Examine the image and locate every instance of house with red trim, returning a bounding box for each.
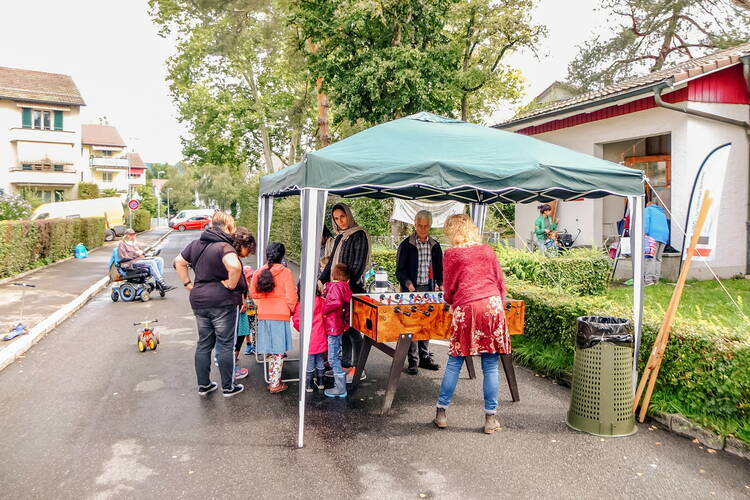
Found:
[497,43,750,279]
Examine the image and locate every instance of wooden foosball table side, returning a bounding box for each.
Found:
[349,295,526,415]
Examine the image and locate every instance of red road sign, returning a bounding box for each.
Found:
[128,199,140,211]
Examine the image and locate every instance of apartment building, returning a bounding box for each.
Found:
[0,66,85,202]
[81,124,146,195]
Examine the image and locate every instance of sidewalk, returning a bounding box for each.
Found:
[0,228,171,360]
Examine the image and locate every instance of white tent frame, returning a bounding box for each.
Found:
[257,189,645,449]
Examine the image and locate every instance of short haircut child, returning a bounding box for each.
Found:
[331,263,350,282]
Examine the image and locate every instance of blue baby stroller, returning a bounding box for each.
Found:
[108,248,163,302]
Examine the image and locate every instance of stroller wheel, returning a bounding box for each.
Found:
[111,289,119,302]
[120,283,136,302]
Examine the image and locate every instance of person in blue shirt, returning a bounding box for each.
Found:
[644,201,670,285]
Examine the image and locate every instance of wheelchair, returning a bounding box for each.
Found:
[108,248,165,302]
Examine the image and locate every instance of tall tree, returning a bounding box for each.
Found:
[292,0,460,125]
[196,164,243,211]
[149,0,316,173]
[448,0,545,121]
[567,0,750,91]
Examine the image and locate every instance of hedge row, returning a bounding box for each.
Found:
[132,209,151,233]
[373,245,611,297]
[493,244,611,296]
[0,217,105,279]
[507,277,750,443]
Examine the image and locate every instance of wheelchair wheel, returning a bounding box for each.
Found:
[159,289,166,298]
[111,289,119,302]
[141,291,150,302]
[120,283,137,302]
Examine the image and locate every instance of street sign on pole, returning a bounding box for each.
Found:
[128,199,140,211]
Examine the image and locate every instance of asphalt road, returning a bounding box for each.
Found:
[0,231,748,499]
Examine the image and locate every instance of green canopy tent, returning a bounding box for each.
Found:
[257,112,646,448]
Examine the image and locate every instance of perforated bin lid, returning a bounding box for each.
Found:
[576,316,632,349]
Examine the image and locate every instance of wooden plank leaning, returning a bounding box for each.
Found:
[632,190,713,423]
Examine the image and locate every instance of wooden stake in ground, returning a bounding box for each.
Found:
[632,190,713,422]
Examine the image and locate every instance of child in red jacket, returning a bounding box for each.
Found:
[293,286,327,392]
[322,264,352,398]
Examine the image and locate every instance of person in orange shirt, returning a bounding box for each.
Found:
[250,242,297,393]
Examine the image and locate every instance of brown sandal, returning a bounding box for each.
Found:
[269,382,289,394]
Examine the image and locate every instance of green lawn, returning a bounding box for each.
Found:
[606,278,750,334]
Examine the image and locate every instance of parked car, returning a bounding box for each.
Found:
[173,215,210,231]
[32,197,126,242]
[168,209,214,228]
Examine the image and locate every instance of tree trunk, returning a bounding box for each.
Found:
[306,41,331,148]
[242,65,274,173]
[461,94,469,121]
[652,8,681,71]
[316,77,331,147]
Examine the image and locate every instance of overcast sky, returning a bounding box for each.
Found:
[0,0,606,164]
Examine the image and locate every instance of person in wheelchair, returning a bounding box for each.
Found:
[117,229,175,292]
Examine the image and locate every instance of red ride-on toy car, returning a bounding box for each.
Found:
[135,320,159,352]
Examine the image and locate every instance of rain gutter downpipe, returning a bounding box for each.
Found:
[653,68,750,275]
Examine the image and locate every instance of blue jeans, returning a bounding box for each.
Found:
[327,335,344,375]
[437,353,500,414]
[194,306,239,391]
[307,353,325,374]
[133,256,164,280]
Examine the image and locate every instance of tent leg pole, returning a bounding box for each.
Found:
[630,195,645,393]
[297,188,327,449]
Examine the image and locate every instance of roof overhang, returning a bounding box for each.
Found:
[498,60,745,132]
[0,95,85,107]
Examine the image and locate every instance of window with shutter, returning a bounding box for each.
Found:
[54,110,63,130]
[22,108,31,128]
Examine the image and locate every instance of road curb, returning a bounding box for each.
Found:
[0,229,172,372]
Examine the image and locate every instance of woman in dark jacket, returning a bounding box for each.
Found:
[318,203,371,374]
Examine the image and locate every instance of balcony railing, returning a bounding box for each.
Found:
[8,166,77,186]
[10,164,76,173]
[9,127,77,145]
[91,157,130,168]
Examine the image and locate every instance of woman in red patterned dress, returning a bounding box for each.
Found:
[433,214,509,434]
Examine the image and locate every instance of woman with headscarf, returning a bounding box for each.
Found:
[318,203,372,377]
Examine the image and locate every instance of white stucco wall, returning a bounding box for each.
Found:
[0,100,83,198]
[513,102,749,278]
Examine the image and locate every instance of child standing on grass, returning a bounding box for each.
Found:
[293,286,327,392]
[322,264,352,398]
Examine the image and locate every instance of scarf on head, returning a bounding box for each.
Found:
[330,203,372,278]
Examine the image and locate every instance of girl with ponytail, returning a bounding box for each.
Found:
[250,242,297,393]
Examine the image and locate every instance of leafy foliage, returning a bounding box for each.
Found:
[0,193,33,221]
[101,188,119,198]
[447,0,544,121]
[132,209,152,233]
[567,0,750,91]
[161,170,197,213]
[293,0,460,125]
[494,244,611,295]
[507,277,750,443]
[136,185,160,217]
[0,217,104,278]
[77,182,101,200]
[195,164,242,211]
[149,0,316,172]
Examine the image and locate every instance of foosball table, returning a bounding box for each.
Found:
[349,292,525,414]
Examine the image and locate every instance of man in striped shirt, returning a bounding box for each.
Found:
[396,210,443,374]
